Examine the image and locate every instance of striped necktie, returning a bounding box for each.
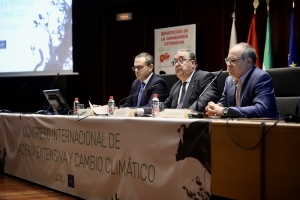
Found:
[136,82,145,107]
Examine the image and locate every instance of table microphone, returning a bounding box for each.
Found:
[117,83,161,108]
[0,82,27,113]
[188,69,223,118]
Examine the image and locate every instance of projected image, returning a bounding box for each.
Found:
[0,0,73,75]
[32,0,72,71]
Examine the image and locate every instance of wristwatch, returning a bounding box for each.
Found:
[223,107,229,115]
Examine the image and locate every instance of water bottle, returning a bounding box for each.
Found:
[73,98,79,115]
[107,96,115,116]
[151,94,159,117]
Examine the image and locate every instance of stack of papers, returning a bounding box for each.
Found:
[88,101,108,115]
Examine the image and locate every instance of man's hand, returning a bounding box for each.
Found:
[205,102,225,117]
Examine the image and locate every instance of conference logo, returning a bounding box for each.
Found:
[55,172,65,184]
[68,174,75,188]
[0,41,6,49]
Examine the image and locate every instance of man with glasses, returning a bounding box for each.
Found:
[121,52,169,108]
[205,42,280,118]
[137,49,219,115]
[164,49,219,111]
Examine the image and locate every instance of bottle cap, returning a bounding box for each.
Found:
[75,97,79,100]
[153,94,158,97]
[109,96,114,99]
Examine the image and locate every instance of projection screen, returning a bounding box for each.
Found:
[0,0,76,77]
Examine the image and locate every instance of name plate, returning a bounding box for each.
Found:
[113,109,135,117]
[161,109,189,118]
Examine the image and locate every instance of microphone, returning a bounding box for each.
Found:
[37,72,59,114]
[0,82,27,113]
[189,69,223,118]
[199,69,223,97]
[117,83,161,108]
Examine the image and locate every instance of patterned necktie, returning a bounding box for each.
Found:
[136,82,145,107]
[235,79,242,107]
[178,82,187,108]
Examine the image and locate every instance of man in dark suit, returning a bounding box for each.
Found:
[205,42,280,118]
[121,52,169,108]
[140,49,219,115]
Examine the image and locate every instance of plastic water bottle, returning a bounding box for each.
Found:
[108,96,115,116]
[151,94,159,117]
[73,98,79,115]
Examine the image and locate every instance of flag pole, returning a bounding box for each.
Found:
[266,0,270,15]
[253,0,259,14]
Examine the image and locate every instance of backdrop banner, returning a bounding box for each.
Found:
[154,24,196,75]
[1,114,211,200]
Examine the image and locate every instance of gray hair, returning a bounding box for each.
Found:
[238,42,257,65]
[134,52,154,66]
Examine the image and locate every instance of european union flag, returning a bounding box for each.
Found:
[288,8,298,67]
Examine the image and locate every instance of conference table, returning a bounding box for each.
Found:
[0,113,299,200]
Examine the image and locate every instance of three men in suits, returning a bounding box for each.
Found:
[205,42,280,118]
[121,52,169,108]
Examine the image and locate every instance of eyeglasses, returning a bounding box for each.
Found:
[224,58,244,65]
[171,59,191,66]
[132,65,145,71]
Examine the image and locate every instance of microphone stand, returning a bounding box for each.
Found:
[0,83,27,113]
[189,69,223,118]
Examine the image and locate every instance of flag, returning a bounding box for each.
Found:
[229,13,237,49]
[247,14,262,68]
[263,15,274,70]
[288,8,298,67]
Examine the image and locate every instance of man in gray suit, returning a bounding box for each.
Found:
[140,49,219,115]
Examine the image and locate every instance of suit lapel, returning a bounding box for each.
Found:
[172,81,182,108]
[139,74,154,104]
[182,71,197,108]
[228,84,236,106]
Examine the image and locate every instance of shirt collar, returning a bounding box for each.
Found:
[142,72,153,85]
[181,70,195,84]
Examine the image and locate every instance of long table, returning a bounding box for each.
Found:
[0,113,300,200]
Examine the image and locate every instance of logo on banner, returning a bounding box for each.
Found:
[175,121,211,200]
[68,174,75,188]
[55,173,65,184]
[159,52,170,63]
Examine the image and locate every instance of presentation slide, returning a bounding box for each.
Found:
[0,0,73,77]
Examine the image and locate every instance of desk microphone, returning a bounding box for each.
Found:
[189,69,223,118]
[0,82,27,113]
[117,83,161,108]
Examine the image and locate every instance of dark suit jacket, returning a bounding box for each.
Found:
[144,70,219,113]
[164,70,219,112]
[121,73,169,108]
[219,66,280,118]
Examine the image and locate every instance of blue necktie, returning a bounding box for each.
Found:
[136,82,145,107]
[178,82,187,108]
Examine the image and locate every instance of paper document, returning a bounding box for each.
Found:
[88,100,108,115]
